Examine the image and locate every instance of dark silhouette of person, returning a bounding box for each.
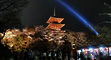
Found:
[87,51,91,60]
[80,52,85,60]
[73,49,77,60]
[99,52,104,60]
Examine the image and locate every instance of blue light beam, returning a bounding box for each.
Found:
[56,0,99,35]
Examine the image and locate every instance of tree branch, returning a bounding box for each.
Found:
[104,2,111,9]
[0,0,10,3]
[0,0,15,11]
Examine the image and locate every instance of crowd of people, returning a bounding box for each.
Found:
[78,51,111,60]
[1,48,111,60]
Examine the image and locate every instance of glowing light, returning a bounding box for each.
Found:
[56,0,99,35]
[94,48,98,50]
[59,36,62,39]
[82,49,84,52]
[77,50,81,53]
[99,47,103,50]
[9,44,13,47]
[89,48,93,52]
[72,44,75,45]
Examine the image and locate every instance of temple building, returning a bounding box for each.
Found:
[46,16,65,30]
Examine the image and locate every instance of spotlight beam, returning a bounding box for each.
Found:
[56,0,99,35]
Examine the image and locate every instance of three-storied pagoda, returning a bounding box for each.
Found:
[46,16,65,30]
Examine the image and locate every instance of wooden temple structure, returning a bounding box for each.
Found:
[46,17,65,30]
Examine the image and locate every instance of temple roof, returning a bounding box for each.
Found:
[46,17,64,23]
[46,23,65,30]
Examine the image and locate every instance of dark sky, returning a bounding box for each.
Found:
[21,0,110,32]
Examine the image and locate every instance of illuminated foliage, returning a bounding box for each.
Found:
[95,26,111,44]
[65,30,87,48]
[29,30,67,52]
[1,26,88,53]
[1,29,27,53]
[43,30,66,51]
[85,26,111,45]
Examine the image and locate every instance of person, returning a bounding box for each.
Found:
[27,49,34,60]
[33,50,39,60]
[20,51,24,60]
[94,52,99,60]
[24,50,28,60]
[87,51,91,60]
[80,52,85,60]
[58,51,62,60]
[99,52,104,60]
[73,49,77,60]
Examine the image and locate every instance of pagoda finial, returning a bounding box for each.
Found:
[54,7,56,16]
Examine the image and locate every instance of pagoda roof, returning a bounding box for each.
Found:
[46,23,65,30]
[46,17,64,23]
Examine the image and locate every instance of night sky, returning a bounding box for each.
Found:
[21,0,110,32]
